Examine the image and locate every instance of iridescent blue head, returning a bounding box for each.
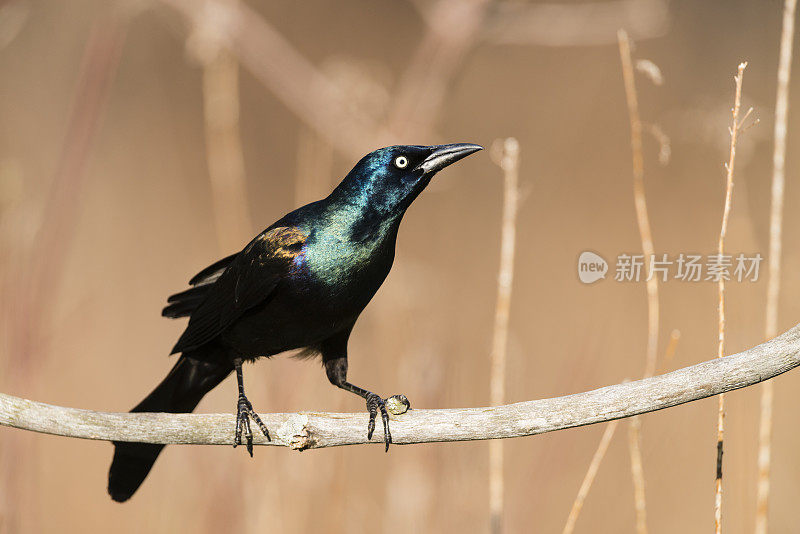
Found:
[331,143,483,216]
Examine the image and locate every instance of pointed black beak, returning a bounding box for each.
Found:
[419,143,483,175]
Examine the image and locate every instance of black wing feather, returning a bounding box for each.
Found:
[168,227,307,354]
[162,253,239,319]
[188,252,238,286]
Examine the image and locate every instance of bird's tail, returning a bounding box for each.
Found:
[108,355,232,502]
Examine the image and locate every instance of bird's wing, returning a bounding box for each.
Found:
[188,253,239,286]
[169,226,308,354]
[162,254,240,318]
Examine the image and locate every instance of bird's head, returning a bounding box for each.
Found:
[332,143,483,216]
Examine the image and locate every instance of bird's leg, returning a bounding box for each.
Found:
[232,358,270,456]
[324,356,411,452]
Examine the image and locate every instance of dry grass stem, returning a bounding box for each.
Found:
[618,29,658,381]
[657,329,681,374]
[715,61,749,534]
[564,328,677,534]
[756,1,797,531]
[618,28,659,534]
[488,137,520,534]
[562,421,619,534]
[628,416,647,534]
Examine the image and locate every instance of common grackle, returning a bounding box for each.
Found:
[108,143,482,502]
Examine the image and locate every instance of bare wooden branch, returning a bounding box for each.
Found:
[3,323,800,448]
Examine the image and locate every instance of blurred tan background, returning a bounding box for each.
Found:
[2,0,800,532]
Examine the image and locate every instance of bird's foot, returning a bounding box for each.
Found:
[366,393,411,452]
[233,394,270,457]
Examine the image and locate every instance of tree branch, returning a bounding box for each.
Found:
[3,323,800,449]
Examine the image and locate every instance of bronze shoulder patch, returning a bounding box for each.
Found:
[257,227,308,259]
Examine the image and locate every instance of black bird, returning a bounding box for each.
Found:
[108,143,482,502]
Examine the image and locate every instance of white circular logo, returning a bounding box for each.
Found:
[578,251,608,284]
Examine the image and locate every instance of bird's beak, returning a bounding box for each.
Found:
[419,143,483,175]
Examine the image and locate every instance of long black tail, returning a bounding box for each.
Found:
[108,355,232,502]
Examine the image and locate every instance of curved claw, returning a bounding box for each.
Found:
[380,404,391,452]
[233,395,270,457]
[365,393,407,452]
[366,393,380,441]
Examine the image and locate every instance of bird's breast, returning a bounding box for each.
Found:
[301,232,392,296]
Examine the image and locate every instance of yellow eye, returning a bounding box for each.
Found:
[394,155,408,169]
